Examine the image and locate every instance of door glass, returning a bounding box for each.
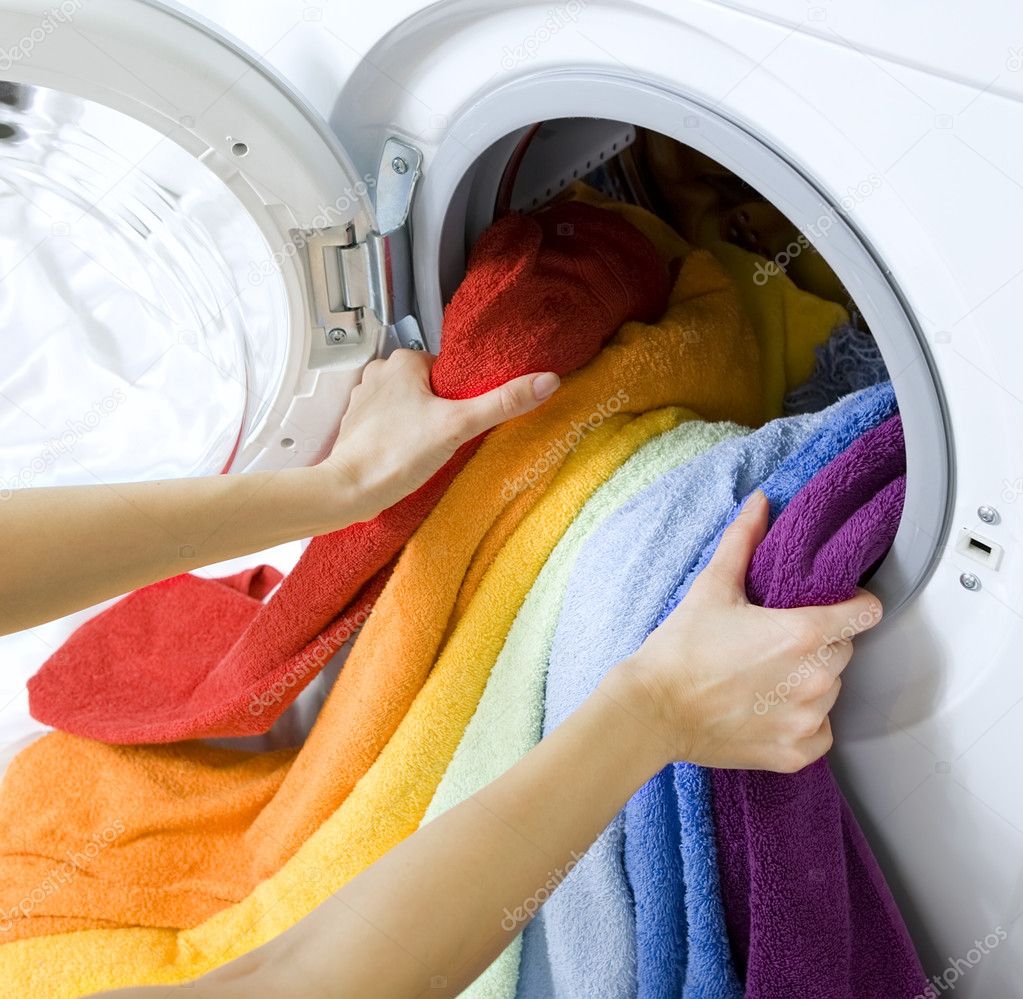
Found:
[0,81,290,490]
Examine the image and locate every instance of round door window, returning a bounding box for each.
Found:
[0,80,290,492]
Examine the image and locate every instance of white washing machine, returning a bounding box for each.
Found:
[1,0,1021,993]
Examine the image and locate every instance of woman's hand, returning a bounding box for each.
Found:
[92,492,883,999]
[0,350,559,636]
[316,350,561,525]
[611,489,883,773]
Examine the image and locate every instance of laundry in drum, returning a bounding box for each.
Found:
[0,19,946,994]
[0,185,768,946]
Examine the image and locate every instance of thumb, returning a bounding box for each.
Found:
[703,490,769,595]
[454,372,560,437]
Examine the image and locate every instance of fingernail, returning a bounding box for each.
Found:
[741,489,764,512]
[532,372,560,400]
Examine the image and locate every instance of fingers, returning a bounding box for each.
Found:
[701,491,769,595]
[807,674,843,717]
[774,589,883,665]
[799,718,834,769]
[453,371,561,438]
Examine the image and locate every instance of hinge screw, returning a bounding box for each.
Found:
[327,328,346,344]
[959,572,981,592]
[407,338,424,351]
[391,156,408,175]
[977,505,999,525]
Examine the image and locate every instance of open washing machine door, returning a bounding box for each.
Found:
[0,0,423,490]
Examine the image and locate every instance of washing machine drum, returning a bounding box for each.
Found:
[0,0,422,491]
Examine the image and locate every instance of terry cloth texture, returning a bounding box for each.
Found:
[564,182,847,426]
[784,322,889,416]
[0,246,769,991]
[626,382,899,999]
[427,417,746,999]
[517,382,897,999]
[713,412,927,999]
[27,197,672,746]
[706,240,849,419]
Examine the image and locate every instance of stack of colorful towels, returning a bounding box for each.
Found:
[0,185,926,998]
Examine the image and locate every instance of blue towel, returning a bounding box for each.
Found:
[783,323,888,417]
[517,381,894,999]
[629,380,897,999]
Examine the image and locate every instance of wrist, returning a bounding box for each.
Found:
[593,661,679,776]
[297,463,372,535]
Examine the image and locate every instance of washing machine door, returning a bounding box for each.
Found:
[0,0,422,487]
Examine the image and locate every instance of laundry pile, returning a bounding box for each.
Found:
[0,184,928,998]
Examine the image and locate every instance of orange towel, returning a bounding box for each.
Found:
[0,248,764,956]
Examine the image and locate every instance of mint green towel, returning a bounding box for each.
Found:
[420,417,748,999]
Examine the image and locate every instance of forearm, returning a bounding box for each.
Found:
[310,664,671,996]
[102,663,671,999]
[0,466,353,636]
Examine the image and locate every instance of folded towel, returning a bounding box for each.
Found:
[26,198,672,746]
[784,322,889,416]
[712,412,927,998]
[518,382,897,999]
[427,416,746,999]
[627,382,898,999]
[0,246,770,995]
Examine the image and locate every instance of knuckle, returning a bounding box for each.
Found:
[791,620,824,656]
[497,385,521,422]
[801,667,832,700]
[796,710,823,739]
[774,747,806,774]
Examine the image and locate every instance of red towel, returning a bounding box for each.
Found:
[27,200,670,745]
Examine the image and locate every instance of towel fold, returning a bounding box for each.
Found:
[0,245,770,995]
[706,240,849,418]
[27,197,672,747]
[712,411,927,998]
[519,382,897,999]
[563,182,847,425]
[427,417,745,999]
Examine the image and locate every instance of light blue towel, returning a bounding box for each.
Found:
[518,381,896,999]
[630,380,898,999]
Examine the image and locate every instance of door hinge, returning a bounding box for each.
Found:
[309,138,423,348]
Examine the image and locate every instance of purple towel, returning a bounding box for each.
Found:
[713,413,928,997]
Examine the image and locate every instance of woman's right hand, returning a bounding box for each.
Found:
[611,490,883,774]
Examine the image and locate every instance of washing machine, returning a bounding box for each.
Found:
[1,0,1021,993]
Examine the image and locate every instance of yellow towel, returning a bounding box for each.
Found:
[707,240,849,418]
[0,248,766,997]
[565,180,845,418]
